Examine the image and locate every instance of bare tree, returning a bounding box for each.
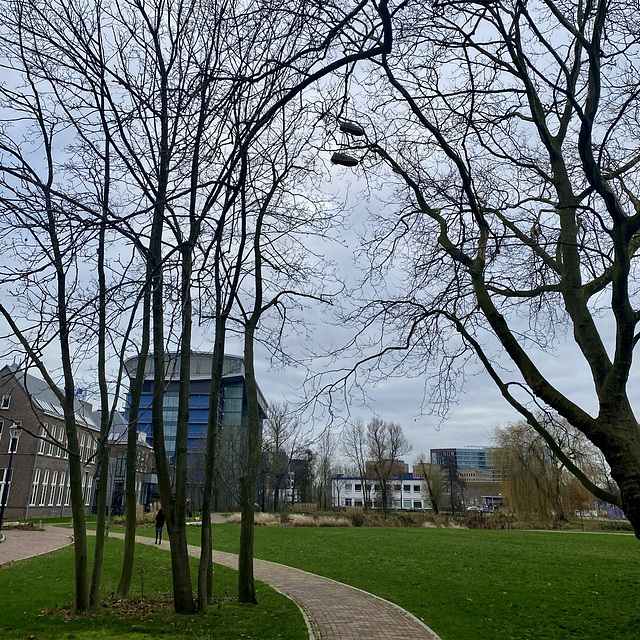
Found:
[414,455,444,514]
[263,402,310,511]
[341,418,371,509]
[314,428,337,511]
[441,456,465,515]
[328,1,640,534]
[366,418,411,513]
[0,0,397,612]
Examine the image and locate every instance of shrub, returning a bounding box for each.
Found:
[289,514,317,527]
[316,516,351,527]
[600,520,634,532]
[255,512,279,526]
[224,512,279,525]
[2,521,44,531]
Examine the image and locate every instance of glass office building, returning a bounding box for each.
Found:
[124,353,266,463]
[430,446,496,476]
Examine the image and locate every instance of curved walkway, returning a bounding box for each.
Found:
[2,523,440,640]
[110,530,440,640]
[0,525,72,564]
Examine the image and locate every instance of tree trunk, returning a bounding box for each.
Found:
[116,286,151,597]
[65,415,90,611]
[198,315,226,611]
[90,206,112,607]
[166,246,196,613]
[238,321,261,605]
[89,443,109,606]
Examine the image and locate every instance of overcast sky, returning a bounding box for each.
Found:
[220,169,640,464]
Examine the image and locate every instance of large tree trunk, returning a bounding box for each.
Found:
[149,206,194,614]
[588,413,640,539]
[165,246,197,613]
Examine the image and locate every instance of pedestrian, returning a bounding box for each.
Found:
[155,508,166,544]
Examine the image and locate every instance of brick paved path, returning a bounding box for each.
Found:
[2,523,440,640]
[123,532,440,640]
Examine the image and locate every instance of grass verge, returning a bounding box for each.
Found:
[0,534,306,640]
[168,523,639,640]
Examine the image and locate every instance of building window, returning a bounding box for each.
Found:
[57,472,66,506]
[0,421,3,437]
[413,500,422,509]
[196,359,201,374]
[403,499,412,509]
[149,358,155,373]
[344,484,352,492]
[30,468,41,506]
[47,432,55,456]
[37,425,47,454]
[354,484,362,492]
[0,468,11,505]
[49,471,58,506]
[393,484,401,491]
[84,476,93,506]
[80,434,86,462]
[1,394,11,409]
[9,430,20,453]
[345,498,352,506]
[57,426,64,457]
[115,452,126,478]
[403,485,410,492]
[414,485,421,493]
[373,484,380,491]
[354,500,363,507]
[64,476,71,506]
[39,470,50,506]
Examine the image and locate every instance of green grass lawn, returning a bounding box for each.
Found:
[179,523,637,640]
[0,535,306,640]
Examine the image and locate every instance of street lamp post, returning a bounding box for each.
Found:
[0,424,23,534]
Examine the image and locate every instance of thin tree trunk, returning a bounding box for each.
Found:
[116,284,151,597]
[238,320,261,605]
[198,315,226,611]
[90,186,112,607]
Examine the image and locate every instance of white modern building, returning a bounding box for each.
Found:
[332,475,433,510]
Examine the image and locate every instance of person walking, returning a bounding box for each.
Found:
[155,508,166,544]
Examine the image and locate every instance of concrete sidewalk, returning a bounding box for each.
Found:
[1,522,440,640]
[0,525,72,564]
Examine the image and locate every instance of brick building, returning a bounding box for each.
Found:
[0,365,99,521]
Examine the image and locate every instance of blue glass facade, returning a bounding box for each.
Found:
[430,447,495,474]
[125,378,247,461]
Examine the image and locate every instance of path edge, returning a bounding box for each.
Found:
[254,557,443,640]
[263,582,319,640]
